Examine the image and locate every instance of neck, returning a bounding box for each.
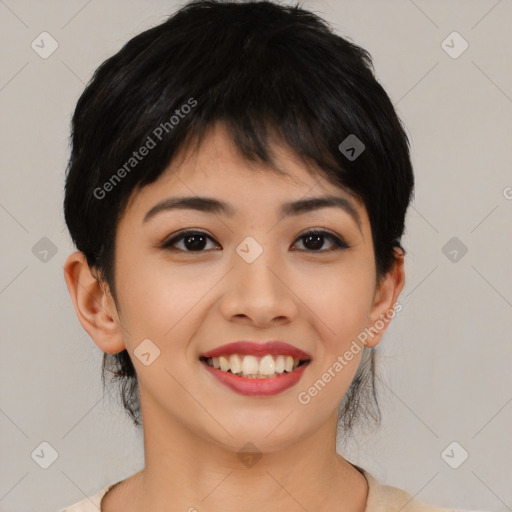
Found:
[112,398,368,512]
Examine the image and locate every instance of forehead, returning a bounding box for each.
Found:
[123,121,369,226]
[171,121,322,189]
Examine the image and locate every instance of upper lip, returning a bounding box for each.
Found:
[200,341,312,360]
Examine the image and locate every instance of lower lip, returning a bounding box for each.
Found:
[201,360,310,396]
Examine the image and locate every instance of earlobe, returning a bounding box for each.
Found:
[63,251,126,354]
[365,248,405,348]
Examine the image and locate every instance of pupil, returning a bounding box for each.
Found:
[304,233,323,250]
[183,233,326,251]
[185,234,206,250]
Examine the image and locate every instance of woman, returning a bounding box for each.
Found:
[60,1,462,510]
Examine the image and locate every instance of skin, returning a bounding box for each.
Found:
[64,121,405,511]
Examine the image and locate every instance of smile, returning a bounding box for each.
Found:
[199,340,312,396]
[200,354,309,379]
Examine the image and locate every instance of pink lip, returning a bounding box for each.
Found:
[201,360,311,396]
[200,341,311,360]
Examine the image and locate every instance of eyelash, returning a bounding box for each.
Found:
[160,229,350,253]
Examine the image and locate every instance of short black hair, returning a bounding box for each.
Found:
[64,0,414,433]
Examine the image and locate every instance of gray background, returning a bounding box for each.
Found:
[1,1,511,511]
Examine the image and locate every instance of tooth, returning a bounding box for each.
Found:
[219,356,230,372]
[275,355,285,373]
[259,355,276,375]
[241,355,259,376]
[212,354,301,376]
[230,354,242,374]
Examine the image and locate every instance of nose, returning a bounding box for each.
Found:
[219,250,299,328]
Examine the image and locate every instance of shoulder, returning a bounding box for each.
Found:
[353,464,468,512]
[58,481,122,512]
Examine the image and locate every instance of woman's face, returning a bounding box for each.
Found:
[105,122,399,453]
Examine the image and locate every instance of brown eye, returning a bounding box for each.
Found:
[161,230,219,252]
[160,229,350,253]
[293,230,349,252]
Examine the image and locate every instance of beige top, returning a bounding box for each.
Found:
[58,464,463,511]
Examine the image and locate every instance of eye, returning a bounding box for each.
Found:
[292,229,350,252]
[160,230,219,252]
[160,229,350,253]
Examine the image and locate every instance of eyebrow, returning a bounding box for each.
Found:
[143,195,362,231]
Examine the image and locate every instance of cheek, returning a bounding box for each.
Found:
[114,247,220,348]
[294,269,373,412]
[294,261,375,346]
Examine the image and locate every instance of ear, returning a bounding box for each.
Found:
[63,251,126,354]
[364,248,405,348]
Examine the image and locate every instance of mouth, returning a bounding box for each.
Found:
[199,354,311,379]
[198,341,312,394]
